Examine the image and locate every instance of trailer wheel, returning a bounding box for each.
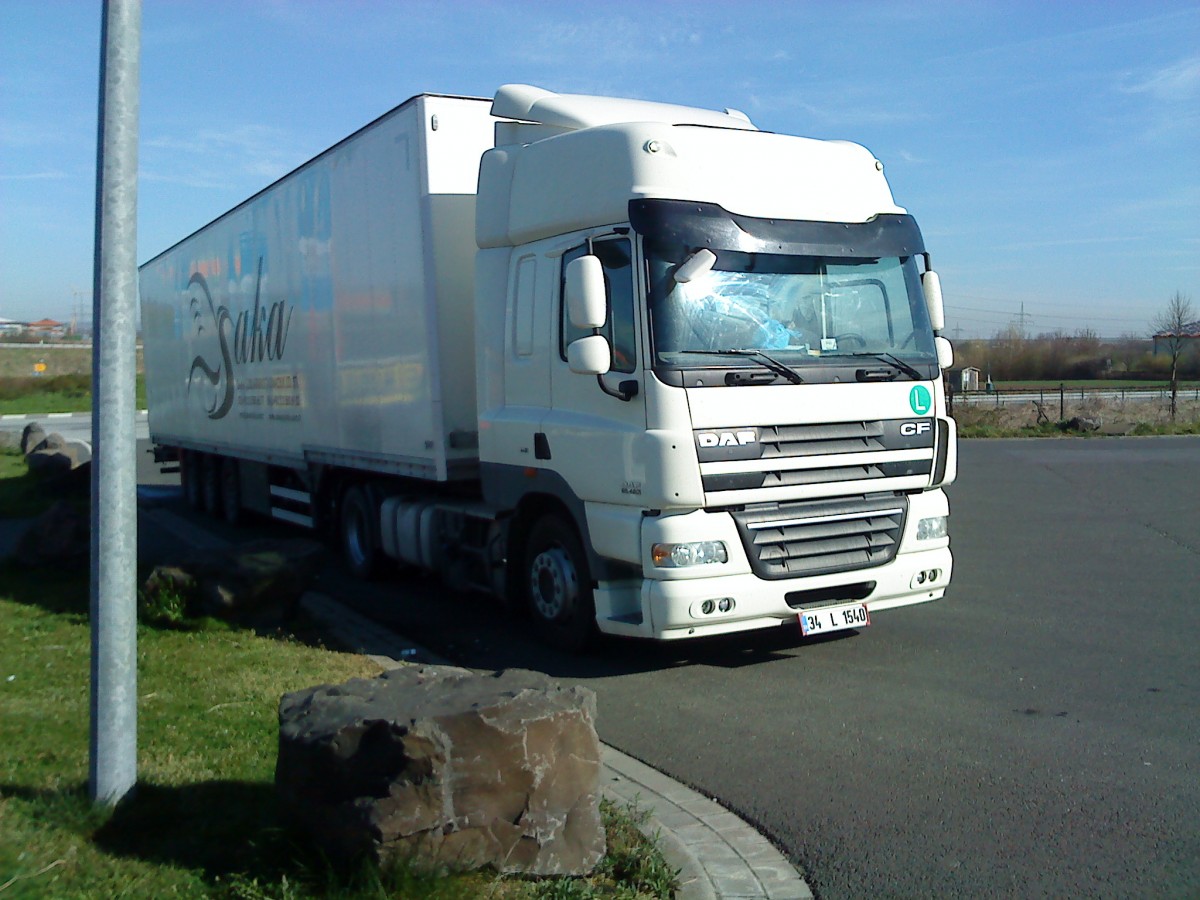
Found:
[180,450,202,511]
[220,457,241,526]
[340,485,379,580]
[525,514,596,651]
[201,454,222,518]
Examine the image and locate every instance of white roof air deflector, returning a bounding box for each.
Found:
[491,83,758,132]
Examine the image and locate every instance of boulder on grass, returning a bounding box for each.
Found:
[1065,416,1101,432]
[142,538,325,620]
[13,499,89,568]
[20,422,47,455]
[275,666,605,876]
[0,430,21,452]
[26,438,91,478]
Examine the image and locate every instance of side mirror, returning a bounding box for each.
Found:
[565,255,607,329]
[936,336,954,370]
[674,248,716,283]
[567,335,611,375]
[922,270,945,333]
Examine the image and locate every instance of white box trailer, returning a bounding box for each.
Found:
[141,94,492,486]
[142,85,956,648]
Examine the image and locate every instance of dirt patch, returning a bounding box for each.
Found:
[0,344,143,379]
[953,392,1200,433]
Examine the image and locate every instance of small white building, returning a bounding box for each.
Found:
[959,366,981,392]
[0,317,24,336]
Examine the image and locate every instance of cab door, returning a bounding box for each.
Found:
[543,235,648,504]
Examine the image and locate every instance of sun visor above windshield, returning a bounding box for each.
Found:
[630,200,926,258]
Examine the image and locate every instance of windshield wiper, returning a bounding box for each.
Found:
[845,352,924,381]
[677,349,804,384]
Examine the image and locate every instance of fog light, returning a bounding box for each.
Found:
[701,599,716,615]
[910,569,942,590]
[652,540,729,568]
[916,516,948,540]
[718,598,734,613]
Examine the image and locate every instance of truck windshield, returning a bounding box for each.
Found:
[647,245,936,368]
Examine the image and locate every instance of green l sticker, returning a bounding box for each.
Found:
[909,385,932,415]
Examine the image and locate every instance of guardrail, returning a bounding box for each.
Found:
[947,384,1200,417]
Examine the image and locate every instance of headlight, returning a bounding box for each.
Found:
[916,516,948,540]
[651,541,728,568]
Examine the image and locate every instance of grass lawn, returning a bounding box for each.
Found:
[0,456,676,899]
[0,374,147,416]
[0,567,676,899]
[0,564,386,898]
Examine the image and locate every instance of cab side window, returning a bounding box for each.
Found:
[560,238,636,374]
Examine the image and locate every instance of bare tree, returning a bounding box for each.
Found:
[1151,292,1196,422]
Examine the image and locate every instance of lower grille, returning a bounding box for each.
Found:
[731,496,909,580]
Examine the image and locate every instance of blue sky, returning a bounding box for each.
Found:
[1,0,1197,337]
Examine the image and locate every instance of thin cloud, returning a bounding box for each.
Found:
[996,236,1138,252]
[142,124,299,188]
[750,93,926,129]
[0,170,69,181]
[1119,56,1200,102]
[0,119,68,149]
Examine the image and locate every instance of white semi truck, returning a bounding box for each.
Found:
[140,85,956,648]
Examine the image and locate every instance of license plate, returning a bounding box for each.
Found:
[798,603,870,636]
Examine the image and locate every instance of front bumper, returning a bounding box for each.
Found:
[638,543,951,639]
[591,489,952,640]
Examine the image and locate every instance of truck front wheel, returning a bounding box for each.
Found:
[340,485,379,580]
[525,514,596,651]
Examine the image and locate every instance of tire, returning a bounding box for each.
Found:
[201,453,222,518]
[220,456,242,526]
[525,513,597,651]
[180,450,202,511]
[340,484,379,580]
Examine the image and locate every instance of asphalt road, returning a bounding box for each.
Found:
[129,436,1200,898]
[0,411,150,446]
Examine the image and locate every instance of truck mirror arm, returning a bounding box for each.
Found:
[597,376,638,402]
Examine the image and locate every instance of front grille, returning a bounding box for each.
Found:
[696,418,936,496]
[761,422,886,457]
[731,496,909,580]
[704,460,931,493]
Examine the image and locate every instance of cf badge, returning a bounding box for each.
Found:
[900,420,934,437]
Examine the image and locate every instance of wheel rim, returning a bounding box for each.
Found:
[530,545,578,622]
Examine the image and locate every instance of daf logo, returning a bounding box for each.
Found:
[900,420,933,437]
[697,429,758,448]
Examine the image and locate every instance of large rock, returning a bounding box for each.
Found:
[1065,416,1101,432]
[25,436,91,477]
[276,666,605,875]
[20,422,47,455]
[142,538,325,620]
[12,499,90,568]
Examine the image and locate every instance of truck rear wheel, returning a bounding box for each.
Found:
[220,457,241,526]
[340,485,379,580]
[201,454,222,518]
[180,450,202,510]
[525,514,596,651]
